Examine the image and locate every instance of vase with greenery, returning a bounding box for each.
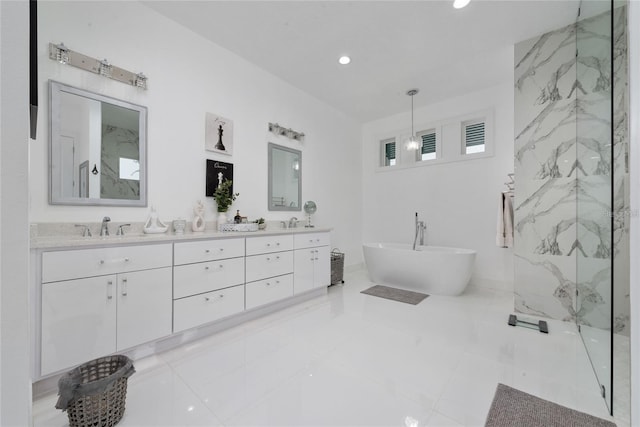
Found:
[214,180,239,224]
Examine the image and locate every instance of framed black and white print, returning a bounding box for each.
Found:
[205,112,233,156]
[205,159,234,197]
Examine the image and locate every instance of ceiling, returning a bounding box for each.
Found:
[144,0,580,123]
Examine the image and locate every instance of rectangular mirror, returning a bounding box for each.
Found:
[268,143,301,211]
[49,80,147,206]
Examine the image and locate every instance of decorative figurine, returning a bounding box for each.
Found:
[192,200,206,232]
[143,206,169,234]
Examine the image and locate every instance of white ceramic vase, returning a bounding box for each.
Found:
[217,211,228,225]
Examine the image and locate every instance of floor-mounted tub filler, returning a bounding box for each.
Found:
[362,243,476,296]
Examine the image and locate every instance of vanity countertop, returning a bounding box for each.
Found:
[31,226,332,250]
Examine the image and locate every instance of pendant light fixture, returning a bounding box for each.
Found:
[404,89,420,151]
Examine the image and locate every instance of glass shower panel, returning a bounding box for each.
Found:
[575,0,613,413]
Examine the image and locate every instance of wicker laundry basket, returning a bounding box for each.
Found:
[331,249,345,285]
[56,355,135,427]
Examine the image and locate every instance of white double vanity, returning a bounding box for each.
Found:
[32,229,331,381]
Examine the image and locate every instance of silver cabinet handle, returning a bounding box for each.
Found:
[219,264,224,269]
[107,280,113,300]
[205,266,210,270]
[219,294,224,298]
[266,282,271,286]
[205,249,210,253]
[121,278,128,296]
[205,296,210,302]
[276,242,280,246]
[100,257,130,265]
[219,248,224,252]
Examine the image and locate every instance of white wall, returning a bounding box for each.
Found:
[628,1,639,424]
[362,82,515,289]
[1,0,32,425]
[33,1,363,266]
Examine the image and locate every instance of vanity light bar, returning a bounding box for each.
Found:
[49,42,148,90]
[268,122,305,142]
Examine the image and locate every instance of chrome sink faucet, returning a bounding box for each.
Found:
[100,216,111,236]
[289,217,298,228]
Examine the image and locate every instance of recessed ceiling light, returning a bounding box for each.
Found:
[453,0,471,9]
[338,55,351,65]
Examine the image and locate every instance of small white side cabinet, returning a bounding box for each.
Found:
[173,238,245,333]
[40,244,172,376]
[293,232,330,294]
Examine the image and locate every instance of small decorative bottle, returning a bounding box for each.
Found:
[234,210,241,224]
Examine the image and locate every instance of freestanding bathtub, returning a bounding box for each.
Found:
[362,243,476,296]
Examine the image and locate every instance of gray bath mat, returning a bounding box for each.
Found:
[485,383,616,427]
[360,285,429,305]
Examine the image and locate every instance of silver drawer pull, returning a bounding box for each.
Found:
[107,280,113,300]
[266,243,271,247]
[219,294,224,298]
[219,248,224,252]
[205,249,210,253]
[205,296,210,302]
[275,280,280,284]
[121,278,128,296]
[309,239,313,243]
[266,282,271,286]
[100,257,130,265]
[205,266,210,270]
[219,264,224,269]
[276,242,280,246]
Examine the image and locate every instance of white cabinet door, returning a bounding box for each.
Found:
[293,248,315,294]
[41,275,117,375]
[294,246,330,294]
[116,267,172,351]
[314,246,331,288]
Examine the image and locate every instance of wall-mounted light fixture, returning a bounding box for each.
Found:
[49,42,148,90]
[268,122,305,142]
[404,89,421,151]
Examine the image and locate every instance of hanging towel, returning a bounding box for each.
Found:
[496,192,514,248]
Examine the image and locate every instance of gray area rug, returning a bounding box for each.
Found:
[485,383,616,427]
[360,285,429,305]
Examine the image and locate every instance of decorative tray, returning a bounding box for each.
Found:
[218,223,259,232]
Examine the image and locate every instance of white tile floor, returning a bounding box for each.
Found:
[33,269,629,427]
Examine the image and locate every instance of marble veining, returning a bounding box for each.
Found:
[514,6,628,333]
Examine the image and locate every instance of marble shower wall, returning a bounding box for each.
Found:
[513,6,629,331]
[100,124,140,200]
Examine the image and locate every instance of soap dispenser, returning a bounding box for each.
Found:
[234,210,242,224]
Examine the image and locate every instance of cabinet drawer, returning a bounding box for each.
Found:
[245,251,293,282]
[174,238,245,265]
[294,232,330,249]
[246,274,293,310]
[42,244,172,283]
[173,257,245,299]
[246,235,293,255]
[173,285,245,333]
